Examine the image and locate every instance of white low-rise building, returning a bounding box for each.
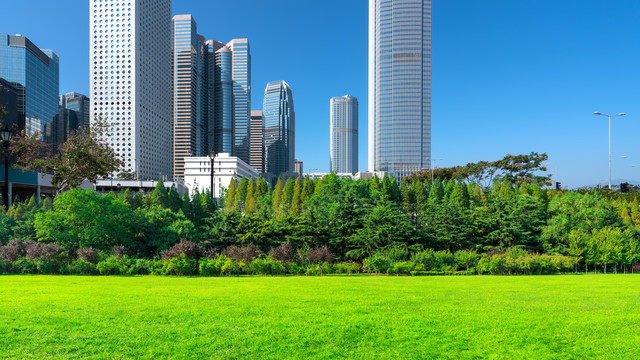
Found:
[184,153,259,199]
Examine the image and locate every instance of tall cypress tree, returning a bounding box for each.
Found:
[301,176,314,204]
[224,178,238,214]
[291,178,303,215]
[245,179,257,214]
[150,179,169,208]
[272,177,284,215]
[168,185,182,213]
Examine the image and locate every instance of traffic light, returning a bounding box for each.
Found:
[555,182,561,190]
[621,182,630,193]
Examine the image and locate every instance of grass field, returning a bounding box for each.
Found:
[1,275,640,359]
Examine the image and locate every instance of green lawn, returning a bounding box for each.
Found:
[1,275,640,359]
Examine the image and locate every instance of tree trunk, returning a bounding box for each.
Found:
[604,263,607,274]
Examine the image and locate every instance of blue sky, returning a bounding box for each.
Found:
[2,0,639,188]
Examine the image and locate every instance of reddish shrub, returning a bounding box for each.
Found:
[77,247,99,263]
[222,244,262,262]
[25,242,62,261]
[161,239,203,260]
[112,245,130,258]
[0,239,26,261]
[308,246,335,263]
[269,243,295,262]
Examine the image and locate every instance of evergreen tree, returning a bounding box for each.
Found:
[41,197,53,211]
[168,185,182,213]
[234,178,249,210]
[301,176,315,204]
[150,179,170,208]
[224,178,238,214]
[370,175,381,192]
[291,178,303,215]
[272,178,284,215]
[451,181,470,209]
[282,177,295,210]
[122,188,133,207]
[245,179,257,214]
[181,192,193,219]
[257,175,270,198]
[428,178,444,203]
[413,179,428,211]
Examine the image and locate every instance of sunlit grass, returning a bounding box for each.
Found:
[1,275,639,359]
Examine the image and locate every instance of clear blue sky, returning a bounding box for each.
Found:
[2,0,639,188]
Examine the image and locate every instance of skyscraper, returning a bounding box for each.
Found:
[209,39,251,164]
[368,0,431,179]
[250,110,264,173]
[171,14,207,179]
[0,34,59,136]
[62,92,90,130]
[263,81,294,177]
[90,0,172,180]
[330,95,358,174]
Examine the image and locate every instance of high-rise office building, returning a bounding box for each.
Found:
[330,95,358,174]
[90,0,172,180]
[263,80,295,177]
[208,39,251,164]
[0,78,20,130]
[61,92,90,131]
[171,14,207,179]
[250,110,264,173]
[368,0,431,179]
[0,34,59,136]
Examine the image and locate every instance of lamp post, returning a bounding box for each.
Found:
[208,151,216,200]
[594,112,626,189]
[0,127,12,208]
[431,158,443,183]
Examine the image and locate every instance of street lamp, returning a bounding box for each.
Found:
[208,151,217,200]
[0,127,12,208]
[594,112,626,189]
[431,158,443,183]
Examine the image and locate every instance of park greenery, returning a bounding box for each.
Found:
[2,170,640,276]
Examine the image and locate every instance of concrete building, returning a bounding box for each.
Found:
[305,171,385,181]
[249,110,264,173]
[294,159,303,178]
[183,152,259,199]
[0,33,59,136]
[369,0,431,179]
[263,80,295,178]
[90,0,172,180]
[330,95,358,174]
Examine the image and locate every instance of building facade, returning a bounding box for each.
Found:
[294,159,303,178]
[250,110,264,173]
[368,0,431,179]
[171,15,208,180]
[263,80,295,177]
[61,92,90,129]
[330,95,358,174]
[0,78,20,130]
[90,0,172,180]
[183,153,259,199]
[0,34,59,136]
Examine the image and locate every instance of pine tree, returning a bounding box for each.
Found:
[370,175,381,191]
[451,181,470,209]
[122,188,133,207]
[283,178,295,209]
[498,179,514,199]
[301,176,314,204]
[41,197,53,211]
[257,175,269,198]
[245,179,257,214]
[168,185,182,213]
[412,179,427,211]
[224,177,238,214]
[181,192,193,219]
[272,178,284,215]
[150,179,170,208]
[428,178,444,203]
[291,178,303,215]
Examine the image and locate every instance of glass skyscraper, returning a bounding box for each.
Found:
[263,81,295,176]
[250,110,264,173]
[330,95,358,174]
[0,34,59,136]
[368,0,431,179]
[172,14,207,179]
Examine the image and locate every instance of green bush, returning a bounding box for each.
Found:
[334,262,361,274]
[36,260,58,275]
[128,259,161,275]
[160,254,198,276]
[363,255,391,274]
[248,257,285,275]
[286,263,305,275]
[199,255,240,276]
[11,257,38,274]
[63,259,99,275]
[97,256,130,275]
[306,262,334,275]
[477,249,576,275]
[387,261,416,275]
[0,260,9,273]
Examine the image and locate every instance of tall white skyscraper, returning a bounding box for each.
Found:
[369,0,431,179]
[90,0,172,180]
[330,95,358,174]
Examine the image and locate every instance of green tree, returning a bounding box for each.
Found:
[272,178,284,215]
[224,178,238,214]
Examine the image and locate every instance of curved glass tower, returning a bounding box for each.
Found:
[368,0,431,179]
[263,80,294,176]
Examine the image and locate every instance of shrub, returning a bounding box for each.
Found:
[334,262,361,274]
[202,246,218,259]
[0,239,27,261]
[128,259,161,275]
[161,239,203,260]
[66,259,99,275]
[36,260,58,274]
[160,254,198,276]
[77,247,99,263]
[112,245,130,258]
[387,261,416,275]
[0,259,9,273]
[308,246,334,263]
[97,256,130,275]
[363,254,391,274]
[11,257,37,274]
[248,257,285,275]
[286,263,305,275]
[25,241,63,262]
[306,262,334,275]
[222,244,261,263]
[269,243,295,262]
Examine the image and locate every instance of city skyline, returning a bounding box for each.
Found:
[1,1,639,187]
